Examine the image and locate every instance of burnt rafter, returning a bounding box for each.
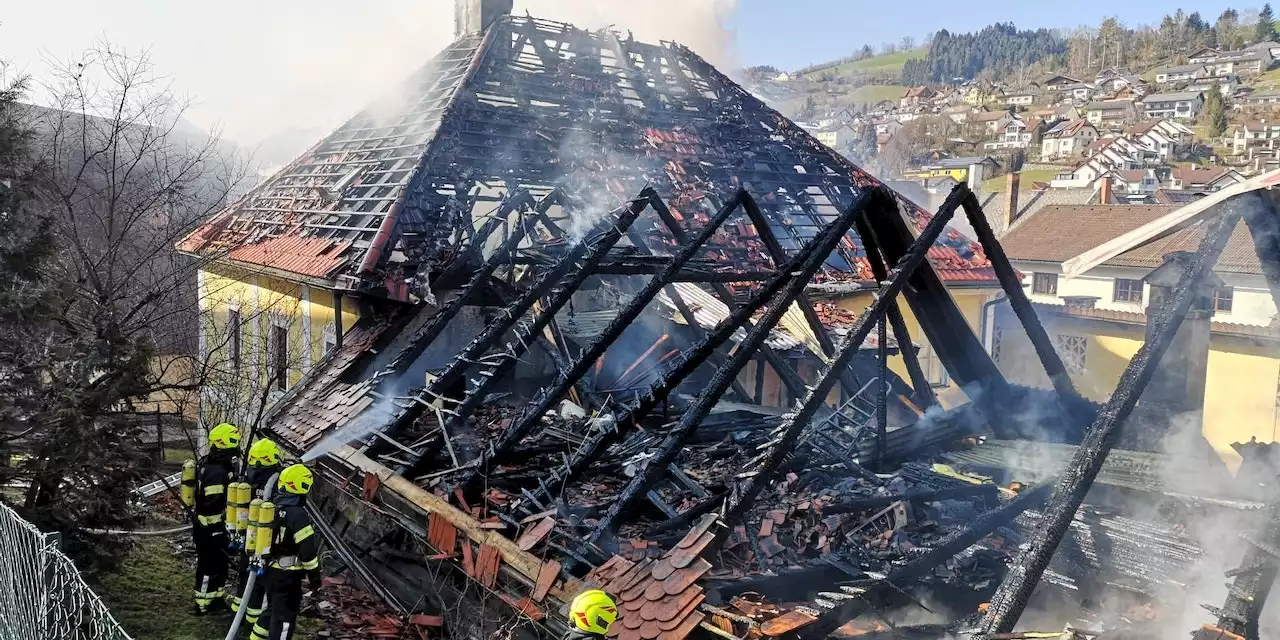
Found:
[381,193,650,449]
[588,187,887,541]
[455,190,749,492]
[979,198,1250,635]
[408,191,649,477]
[717,186,966,540]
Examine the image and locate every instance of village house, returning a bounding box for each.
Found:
[1129,120,1194,161]
[1063,83,1097,103]
[963,84,1003,106]
[1102,168,1160,195]
[1169,165,1245,191]
[969,109,1014,135]
[1043,75,1084,92]
[1040,119,1100,159]
[984,117,1041,150]
[941,104,976,124]
[1241,89,1280,108]
[1186,74,1240,97]
[1231,119,1280,155]
[1155,64,1210,85]
[1188,47,1221,64]
[809,122,855,149]
[1004,87,1040,107]
[902,156,1000,182]
[1082,100,1136,127]
[1251,40,1280,58]
[1142,91,1204,120]
[1051,138,1150,189]
[1094,70,1146,94]
[900,86,938,109]
[1209,49,1271,76]
[1033,104,1081,125]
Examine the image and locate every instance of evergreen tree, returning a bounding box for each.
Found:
[1201,89,1229,138]
[1258,4,1276,43]
[1217,9,1241,49]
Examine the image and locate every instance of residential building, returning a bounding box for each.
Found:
[975,170,1101,237]
[1040,119,1100,159]
[1141,91,1204,119]
[1043,75,1084,92]
[1241,89,1280,107]
[1169,166,1246,191]
[1082,100,1136,127]
[1129,120,1194,161]
[1231,119,1280,155]
[941,104,976,124]
[1050,138,1147,189]
[1060,83,1096,103]
[1155,64,1210,84]
[1186,74,1240,97]
[1249,40,1280,59]
[810,122,854,149]
[983,117,1040,150]
[1104,168,1160,195]
[1033,104,1081,125]
[902,156,1000,182]
[1095,73,1145,94]
[1209,49,1271,76]
[963,84,1003,106]
[900,86,938,108]
[969,110,1014,135]
[1004,87,1040,107]
[1188,48,1221,64]
[996,203,1280,467]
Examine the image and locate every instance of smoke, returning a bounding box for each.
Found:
[301,395,399,462]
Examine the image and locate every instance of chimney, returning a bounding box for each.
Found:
[967,161,987,197]
[1098,174,1113,204]
[1128,251,1221,452]
[455,0,512,37]
[1004,171,1021,229]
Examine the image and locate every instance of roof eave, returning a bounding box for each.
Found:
[183,250,345,290]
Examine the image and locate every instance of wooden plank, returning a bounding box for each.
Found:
[327,444,583,600]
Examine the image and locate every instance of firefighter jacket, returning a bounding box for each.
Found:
[246,464,281,500]
[267,494,320,572]
[194,450,235,528]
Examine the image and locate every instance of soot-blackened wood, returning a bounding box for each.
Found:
[454,192,748,492]
[877,317,889,471]
[799,481,1055,640]
[853,214,937,409]
[716,186,964,541]
[979,205,1245,636]
[961,191,1078,401]
[587,187,883,542]
[417,197,646,480]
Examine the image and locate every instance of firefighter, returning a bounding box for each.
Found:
[252,463,322,640]
[564,589,618,639]
[192,422,240,615]
[230,438,283,626]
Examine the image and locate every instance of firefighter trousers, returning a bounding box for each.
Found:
[192,524,229,612]
[251,568,304,640]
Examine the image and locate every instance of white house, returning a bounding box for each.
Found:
[1082,100,1136,126]
[1105,168,1160,195]
[1242,89,1280,107]
[1131,120,1193,161]
[1142,91,1204,120]
[1155,64,1210,84]
[1169,166,1245,191]
[810,123,854,149]
[1186,74,1240,97]
[984,117,1038,150]
[1188,48,1221,64]
[1041,120,1100,159]
[1231,120,1280,155]
[1064,83,1096,103]
[1209,50,1270,76]
[1043,75,1084,92]
[970,110,1015,135]
[1005,87,1040,107]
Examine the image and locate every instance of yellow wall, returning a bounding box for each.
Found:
[994,321,1280,472]
[198,263,360,425]
[904,167,969,181]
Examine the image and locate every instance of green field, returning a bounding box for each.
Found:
[846,84,908,107]
[804,48,927,78]
[981,168,1062,193]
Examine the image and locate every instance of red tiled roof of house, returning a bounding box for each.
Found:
[1171,165,1229,185]
[226,235,353,278]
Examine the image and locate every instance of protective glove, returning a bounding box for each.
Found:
[308,570,323,591]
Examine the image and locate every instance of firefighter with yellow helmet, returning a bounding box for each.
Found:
[566,589,618,639]
[230,438,283,626]
[251,463,322,640]
[187,422,240,615]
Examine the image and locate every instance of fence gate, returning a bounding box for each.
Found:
[0,502,133,640]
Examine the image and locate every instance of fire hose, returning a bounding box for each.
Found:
[224,472,279,640]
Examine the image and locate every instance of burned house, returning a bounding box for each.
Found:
[177,2,1280,639]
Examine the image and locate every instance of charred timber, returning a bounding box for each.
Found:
[960,191,1078,400]
[978,202,1247,636]
[587,186,887,541]
[455,191,748,492]
[718,185,965,537]
[413,194,646,479]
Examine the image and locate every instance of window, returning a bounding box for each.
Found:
[1113,278,1144,304]
[227,309,242,372]
[1214,286,1234,313]
[323,323,337,355]
[1032,273,1059,295]
[270,325,288,390]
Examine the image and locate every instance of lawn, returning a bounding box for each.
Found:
[95,534,321,640]
[845,84,908,107]
[804,47,927,78]
[981,168,1062,192]
[1253,66,1280,90]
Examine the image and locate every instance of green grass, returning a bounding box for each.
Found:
[804,47,927,78]
[981,168,1061,193]
[845,84,908,107]
[1253,67,1280,90]
[95,535,321,640]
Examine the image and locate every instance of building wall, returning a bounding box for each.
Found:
[992,308,1280,471]
[197,263,361,426]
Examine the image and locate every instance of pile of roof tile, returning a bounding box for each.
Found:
[304,577,442,639]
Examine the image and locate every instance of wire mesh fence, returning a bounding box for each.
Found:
[0,501,133,640]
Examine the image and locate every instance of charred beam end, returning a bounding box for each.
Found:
[852,213,937,409]
[587,187,882,541]
[799,481,1056,640]
[457,190,749,490]
[978,200,1249,636]
[877,318,889,471]
[960,192,1078,401]
[720,185,966,537]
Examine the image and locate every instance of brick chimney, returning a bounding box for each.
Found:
[1098,175,1113,204]
[455,0,512,37]
[1004,171,1021,230]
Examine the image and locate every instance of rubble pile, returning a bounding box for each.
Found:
[304,577,442,640]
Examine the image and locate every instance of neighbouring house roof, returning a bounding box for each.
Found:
[1113,169,1148,183]
[1127,122,1155,136]
[1084,100,1133,112]
[1028,301,1280,339]
[971,111,1011,122]
[978,186,1098,235]
[176,15,1001,291]
[1246,90,1280,100]
[1143,91,1203,103]
[903,86,935,98]
[1159,63,1208,74]
[1153,188,1207,204]
[1171,166,1232,185]
[1241,120,1280,131]
[933,156,998,169]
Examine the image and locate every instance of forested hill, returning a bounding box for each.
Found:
[901,24,1068,85]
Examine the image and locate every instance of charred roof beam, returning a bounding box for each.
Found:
[978,198,1249,636]
[587,186,885,542]
[454,190,750,494]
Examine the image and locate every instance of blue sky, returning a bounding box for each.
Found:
[730,0,1251,70]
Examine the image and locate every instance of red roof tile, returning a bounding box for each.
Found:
[227,235,352,278]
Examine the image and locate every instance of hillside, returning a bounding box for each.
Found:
[800,47,927,78]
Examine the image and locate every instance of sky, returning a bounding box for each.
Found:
[0,0,1257,147]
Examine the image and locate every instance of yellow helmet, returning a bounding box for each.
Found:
[568,589,617,634]
[248,439,281,466]
[277,464,314,495]
[208,423,241,450]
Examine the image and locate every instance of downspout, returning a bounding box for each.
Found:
[357,24,501,276]
[980,292,1007,355]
